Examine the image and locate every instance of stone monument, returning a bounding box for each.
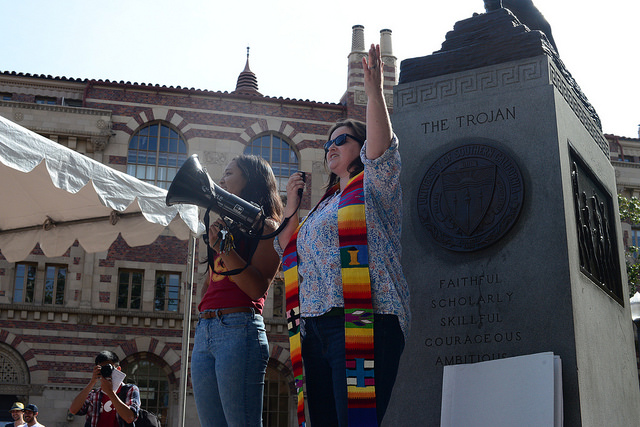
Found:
[386,6,640,426]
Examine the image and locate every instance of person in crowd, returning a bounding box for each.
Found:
[276,44,410,426]
[191,154,284,426]
[21,404,44,427]
[5,402,24,427]
[69,350,140,426]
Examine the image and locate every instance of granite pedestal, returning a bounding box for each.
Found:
[385,9,640,426]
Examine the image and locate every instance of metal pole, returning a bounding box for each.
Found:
[178,235,196,427]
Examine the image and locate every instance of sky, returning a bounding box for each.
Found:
[1,0,638,137]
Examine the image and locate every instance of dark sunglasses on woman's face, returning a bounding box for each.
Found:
[324,133,364,151]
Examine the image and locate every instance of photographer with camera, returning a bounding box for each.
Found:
[69,350,140,426]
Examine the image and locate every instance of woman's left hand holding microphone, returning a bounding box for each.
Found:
[284,172,305,218]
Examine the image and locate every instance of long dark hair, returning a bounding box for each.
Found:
[233,154,284,222]
[203,154,284,269]
[325,119,367,190]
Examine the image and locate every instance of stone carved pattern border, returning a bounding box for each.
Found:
[549,62,609,157]
[396,59,543,108]
[354,90,394,108]
[354,89,367,106]
[382,56,397,67]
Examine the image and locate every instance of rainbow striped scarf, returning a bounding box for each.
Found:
[283,171,377,427]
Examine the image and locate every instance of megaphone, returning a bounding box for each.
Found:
[166,154,264,234]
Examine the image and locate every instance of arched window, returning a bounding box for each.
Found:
[262,365,291,427]
[244,133,298,197]
[270,277,285,318]
[0,343,31,400]
[122,355,171,423]
[127,122,188,189]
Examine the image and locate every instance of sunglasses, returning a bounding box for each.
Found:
[324,133,364,151]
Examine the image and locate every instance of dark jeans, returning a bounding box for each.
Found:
[301,311,405,426]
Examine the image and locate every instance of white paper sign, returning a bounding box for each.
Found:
[440,352,563,427]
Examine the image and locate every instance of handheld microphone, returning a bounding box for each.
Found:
[297,171,306,197]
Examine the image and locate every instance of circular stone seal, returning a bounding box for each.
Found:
[417,143,524,252]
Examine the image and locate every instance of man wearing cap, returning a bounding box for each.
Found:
[5,402,24,427]
[21,404,44,427]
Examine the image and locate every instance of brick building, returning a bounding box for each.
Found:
[0,26,396,427]
[608,129,640,385]
[608,131,640,282]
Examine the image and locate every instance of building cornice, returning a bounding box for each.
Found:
[1,302,183,320]
[611,160,640,169]
[0,100,111,116]
[0,303,289,327]
[88,80,343,109]
[0,73,86,91]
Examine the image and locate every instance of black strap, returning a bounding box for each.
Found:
[258,193,302,240]
[204,207,258,276]
[115,384,135,426]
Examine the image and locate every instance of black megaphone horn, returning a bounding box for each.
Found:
[166,154,264,234]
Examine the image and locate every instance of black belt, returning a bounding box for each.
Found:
[199,307,253,319]
[322,307,344,317]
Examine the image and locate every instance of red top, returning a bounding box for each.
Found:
[198,250,265,314]
[96,389,118,427]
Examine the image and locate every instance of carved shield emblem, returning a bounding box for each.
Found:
[417,144,524,251]
[441,165,496,236]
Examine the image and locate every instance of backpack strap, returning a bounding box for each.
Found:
[116,384,136,427]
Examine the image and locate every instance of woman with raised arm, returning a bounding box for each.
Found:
[276,44,410,427]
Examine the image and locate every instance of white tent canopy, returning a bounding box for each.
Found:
[0,114,201,426]
[0,115,202,261]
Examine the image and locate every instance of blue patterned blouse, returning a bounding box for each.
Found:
[275,137,411,338]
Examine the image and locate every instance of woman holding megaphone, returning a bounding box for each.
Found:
[190,154,283,427]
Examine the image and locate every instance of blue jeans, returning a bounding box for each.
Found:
[301,312,405,426]
[191,310,269,427]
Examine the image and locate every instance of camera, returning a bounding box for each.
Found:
[100,364,114,379]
